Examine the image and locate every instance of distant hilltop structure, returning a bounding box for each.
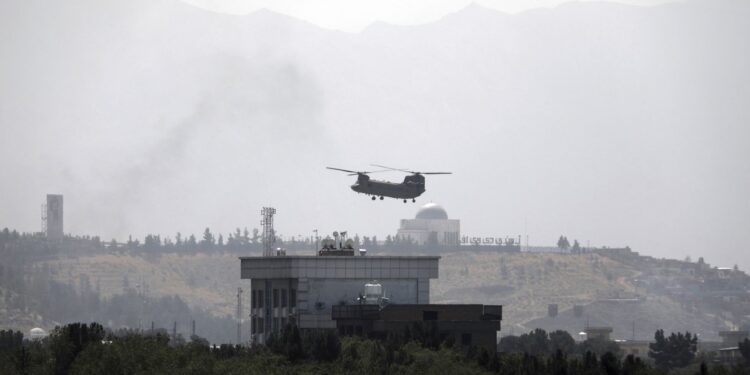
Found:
[42,194,63,241]
[396,203,460,246]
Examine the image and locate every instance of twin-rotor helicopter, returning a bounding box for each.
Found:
[326,164,451,203]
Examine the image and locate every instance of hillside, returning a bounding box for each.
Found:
[29,246,741,342]
[39,253,242,317]
[433,252,638,328]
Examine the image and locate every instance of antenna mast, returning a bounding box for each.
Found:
[261,207,276,256]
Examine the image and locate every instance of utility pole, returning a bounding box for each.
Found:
[313,229,318,251]
[237,287,243,345]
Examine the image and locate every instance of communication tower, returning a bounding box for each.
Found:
[261,207,276,257]
[43,194,63,241]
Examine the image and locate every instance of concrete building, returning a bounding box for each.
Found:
[45,194,63,241]
[332,304,502,353]
[584,326,613,341]
[240,254,439,344]
[396,203,460,246]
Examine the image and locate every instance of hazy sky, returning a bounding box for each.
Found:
[183,0,681,31]
[1,0,748,271]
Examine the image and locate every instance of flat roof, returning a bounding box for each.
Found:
[239,255,441,260]
[240,255,440,279]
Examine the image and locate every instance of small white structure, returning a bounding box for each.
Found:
[29,327,48,340]
[397,203,460,245]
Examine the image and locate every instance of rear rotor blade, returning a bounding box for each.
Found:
[370,164,413,173]
[371,164,451,175]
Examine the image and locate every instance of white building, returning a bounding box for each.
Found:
[397,203,460,245]
[30,327,48,340]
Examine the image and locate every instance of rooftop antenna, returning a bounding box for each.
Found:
[261,207,276,256]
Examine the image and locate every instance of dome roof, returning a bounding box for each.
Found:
[416,203,448,220]
[30,328,48,339]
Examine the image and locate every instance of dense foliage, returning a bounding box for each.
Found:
[499,329,619,358]
[648,329,698,370]
[2,324,749,375]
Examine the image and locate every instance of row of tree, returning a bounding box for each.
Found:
[556,235,587,253]
[3,323,750,375]
[499,328,707,371]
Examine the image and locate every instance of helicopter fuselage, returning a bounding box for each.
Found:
[351,174,425,199]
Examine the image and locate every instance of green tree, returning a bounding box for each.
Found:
[648,329,697,370]
[549,330,576,354]
[519,328,550,355]
[739,338,750,366]
[301,329,341,362]
[571,239,581,254]
[50,323,106,375]
[557,236,571,252]
[201,228,215,247]
[578,337,621,358]
[621,354,649,375]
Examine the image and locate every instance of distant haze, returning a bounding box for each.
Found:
[182,0,683,32]
[1,0,748,269]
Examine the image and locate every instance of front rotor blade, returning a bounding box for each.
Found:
[327,167,360,174]
[420,172,452,175]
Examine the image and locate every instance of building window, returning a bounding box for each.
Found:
[251,317,256,334]
[281,317,287,329]
[273,289,279,308]
[461,333,472,346]
[251,290,257,309]
[423,311,438,321]
[273,318,279,333]
[290,289,297,308]
[258,318,264,334]
[257,291,264,308]
[281,289,288,308]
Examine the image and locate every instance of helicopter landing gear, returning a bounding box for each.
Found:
[403,199,407,203]
[412,199,416,203]
[379,196,384,200]
[371,196,376,200]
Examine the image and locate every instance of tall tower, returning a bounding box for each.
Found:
[44,194,64,241]
[261,207,276,256]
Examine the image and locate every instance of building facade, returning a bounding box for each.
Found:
[332,304,502,353]
[240,255,439,344]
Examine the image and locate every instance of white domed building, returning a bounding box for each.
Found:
[29,327,48,340]
[396,203,460,245]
